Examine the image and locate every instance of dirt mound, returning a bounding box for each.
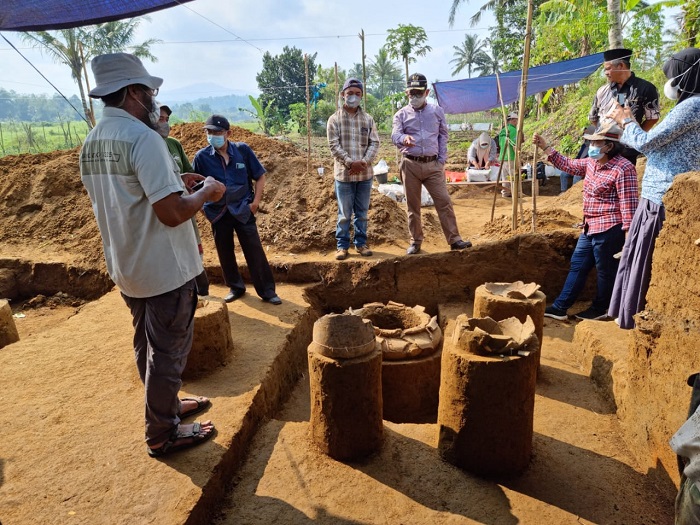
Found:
[0,123,412,267]
[481,208,581,240]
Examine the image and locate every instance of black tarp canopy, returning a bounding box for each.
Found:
[0,0,195,31]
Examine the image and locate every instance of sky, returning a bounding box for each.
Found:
[0,0,679,103]
[0,0,496,101]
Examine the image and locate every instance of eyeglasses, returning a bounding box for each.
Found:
[142,87,159,97]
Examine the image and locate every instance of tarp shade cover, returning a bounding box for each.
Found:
[0,0,195,31]
[433,53,605,114]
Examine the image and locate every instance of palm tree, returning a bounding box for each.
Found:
[448,0,520,27]
[450,34,489,77]
[368,48,403,98]
[22,18,159,128]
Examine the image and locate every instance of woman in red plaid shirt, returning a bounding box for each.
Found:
[534,121,639,321]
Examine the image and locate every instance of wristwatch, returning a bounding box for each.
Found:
[622,117,635,128]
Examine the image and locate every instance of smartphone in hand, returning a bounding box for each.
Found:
[191,180,205,192]
[617,93,626,105]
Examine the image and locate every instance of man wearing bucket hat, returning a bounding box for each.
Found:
[534,121,638,321]
[391,73,472,255]
[589,48,660,164]
[326,77,380,261]
[80,53,225,457]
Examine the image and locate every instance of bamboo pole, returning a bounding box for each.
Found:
[304,54,312,176]
[360,29,367,113]
[490,71,510,222]
[512,0,536,232]
[334,62,339,112]
[531,144,539,232]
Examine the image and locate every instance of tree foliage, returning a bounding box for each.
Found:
[384,24,432,81]
[368,48,404,98]
[450,34,490,77]
[21,18,158,129]
[256,46,317,120]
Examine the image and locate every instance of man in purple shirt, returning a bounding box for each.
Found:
[391,73,471,255]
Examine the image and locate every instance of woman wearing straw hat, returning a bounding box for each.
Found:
[534,122,639,321]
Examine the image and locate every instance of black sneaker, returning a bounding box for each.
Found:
[574,307,609,321]
[544,305,568,321]
[450,240,473,250]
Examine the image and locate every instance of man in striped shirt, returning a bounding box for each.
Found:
[534,122,639,321]
[327,78,380,261]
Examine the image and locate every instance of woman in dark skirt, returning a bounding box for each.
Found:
[607,47,700,329]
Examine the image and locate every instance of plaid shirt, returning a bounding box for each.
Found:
[548,149,639,234]
[327,106,380,182]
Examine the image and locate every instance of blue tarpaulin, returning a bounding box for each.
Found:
[0,0,195,31]
[433,53,605,114]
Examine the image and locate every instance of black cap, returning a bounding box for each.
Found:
[406,73,428,91]
[603,48,633,62]
[203,114,230,131]
[342,78,363,92]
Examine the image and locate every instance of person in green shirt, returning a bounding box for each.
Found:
[498,111,519,198]
[157,103,210,296]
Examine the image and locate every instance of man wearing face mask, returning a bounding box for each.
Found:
[80,53,226,457]
[392,73,472,255]
[326,78,380,261]
[533,122,638,321]
[589,48,660,164]
[157,103,210,296]
[192,115,282,305]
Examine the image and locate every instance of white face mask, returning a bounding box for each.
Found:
[344,94,361,108]
[409,95,427,108]
[135,93,160,128]
[664,79,679,100]
[156,121,170,138]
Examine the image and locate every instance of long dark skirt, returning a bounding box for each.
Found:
[608,198,666,329]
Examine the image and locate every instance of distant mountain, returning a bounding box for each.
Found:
[160,83,253,103]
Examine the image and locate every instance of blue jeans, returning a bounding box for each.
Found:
[560,172,583,193]
[335,179,372,249]
[552,223,625,312]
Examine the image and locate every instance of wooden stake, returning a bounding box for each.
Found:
[513,0,536,232]
[491,70,510,223]
[531,144,539,233]
[334,62,339,112]
[359,29,367,113]
[304,54,311,177]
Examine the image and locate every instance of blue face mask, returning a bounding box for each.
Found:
[207,134,226,149]
[588,145,604,160]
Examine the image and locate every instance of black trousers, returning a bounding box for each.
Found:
[211,210,276,300]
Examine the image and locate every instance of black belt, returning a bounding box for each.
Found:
[405,155,437,163]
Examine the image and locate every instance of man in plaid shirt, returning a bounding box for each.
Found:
[327,78,380,261]
[534,121,639,321]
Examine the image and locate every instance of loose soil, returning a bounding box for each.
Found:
[0,124,689,524]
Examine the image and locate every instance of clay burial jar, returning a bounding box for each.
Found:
[309,313,378,359]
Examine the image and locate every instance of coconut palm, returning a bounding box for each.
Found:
[21,18,158,128]
[450,34,489,77]
[368,48,404,98]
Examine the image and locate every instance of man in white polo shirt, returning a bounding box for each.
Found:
[80,53,225,457]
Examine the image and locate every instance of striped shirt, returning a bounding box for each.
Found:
[547,150,639,234]
[327,106,380,182]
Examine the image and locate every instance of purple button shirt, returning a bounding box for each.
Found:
[391,103,448,164]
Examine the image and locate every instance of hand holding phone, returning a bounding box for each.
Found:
[191,180,205,192]
[617,93,626,105]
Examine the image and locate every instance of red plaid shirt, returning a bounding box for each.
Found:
[548,150,638,234]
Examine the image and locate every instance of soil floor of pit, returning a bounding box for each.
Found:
[0,185,677,524]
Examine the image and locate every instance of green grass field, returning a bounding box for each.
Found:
[0,120,90,157]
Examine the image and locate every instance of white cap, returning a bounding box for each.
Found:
[507,112,518,120]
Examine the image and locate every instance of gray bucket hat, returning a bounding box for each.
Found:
[89,53,163,98]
